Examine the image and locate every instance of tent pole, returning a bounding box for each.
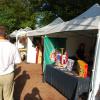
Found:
[88,24,100,100]
[41,35,45,82]
[41,36,44,73]
[16,35,18,48]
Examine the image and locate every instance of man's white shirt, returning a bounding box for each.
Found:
[0,40,21,75]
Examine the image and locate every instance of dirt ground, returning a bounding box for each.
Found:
[14,62,66,100]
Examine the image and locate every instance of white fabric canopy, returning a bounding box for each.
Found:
[47,3,100,35]
[10,29,27,37]
[88,23,100,100]
[75,3,100,19]
[10,27,32,37]
[27,17,64,36]
[10,30,18,37]
[27,3,100,37]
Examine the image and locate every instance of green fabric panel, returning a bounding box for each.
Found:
[43,36,66,72]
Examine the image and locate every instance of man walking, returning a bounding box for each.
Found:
[0,25,21,100]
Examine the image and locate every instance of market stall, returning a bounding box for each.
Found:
[26,17,64,64]
[10,18,64,63]
[27,3,100,100]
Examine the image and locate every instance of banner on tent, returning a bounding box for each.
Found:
[43,36,66,73]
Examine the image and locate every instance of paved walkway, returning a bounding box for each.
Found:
[14,62,66,100]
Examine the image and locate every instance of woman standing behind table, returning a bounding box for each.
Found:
[76,43,85,61]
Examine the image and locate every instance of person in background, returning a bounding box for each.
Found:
[0,25,21,100]
[76,43,85,60]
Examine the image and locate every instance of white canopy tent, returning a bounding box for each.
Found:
[65,5,100,100]
[10,17,63,37]
[46,4,100,100]
[25,17,63,63]
[10,27,32,37]
[27,17,64,36]
[10,28,32,62]
[27,3,100,99]
[10,18,63,63]
[88,23,100,100]
[10,30,18,37]
[11,29,28,48]
[46,3,100,36]
[27,4,100,37]
[10,27,33,48]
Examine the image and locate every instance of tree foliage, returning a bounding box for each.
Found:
[0,0,100,33]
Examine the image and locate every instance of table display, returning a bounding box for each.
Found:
[45,64,90,100]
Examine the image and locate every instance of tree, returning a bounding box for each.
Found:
[0,0,100,33]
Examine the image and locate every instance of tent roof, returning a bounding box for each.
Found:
[27,3,100,37]
[36,17,63,30]
[23,27,32,31]
[46,3,100,35]
[75,3,100,19]
[10,30,18,37]
[10,27,32,37]
[10,28,27,37]
[10,17,63,37]
[47,16,100,34]
[27,17,64,36]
